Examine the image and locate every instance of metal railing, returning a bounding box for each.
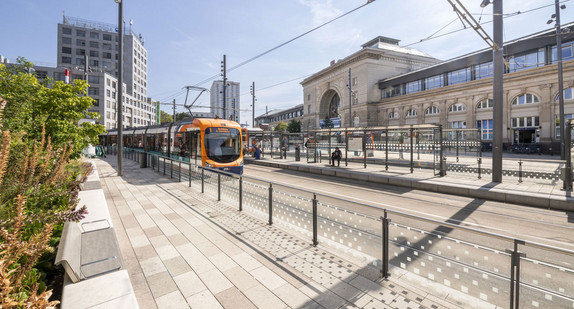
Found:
[114,149,574,309]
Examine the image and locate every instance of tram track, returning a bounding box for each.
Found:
[244,164,574,248]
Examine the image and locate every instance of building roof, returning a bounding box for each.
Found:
[379,21,574,87]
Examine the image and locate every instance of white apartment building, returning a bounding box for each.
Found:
[56,15,155,129]
[210,80,240,122]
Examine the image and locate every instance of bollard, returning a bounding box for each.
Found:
[188,163,192,187]
[170,159,173,179]
[477,157,482,179]
[178,161,181,182]
[518,160,523,183]
[295,145,301,161]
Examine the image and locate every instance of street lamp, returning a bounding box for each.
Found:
[547,1,567,160]
[116,0,124,176]
[481,0,504,183]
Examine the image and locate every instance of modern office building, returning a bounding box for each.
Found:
[56,15,155,129]
[31,65,157,129]
[210,80,240,122]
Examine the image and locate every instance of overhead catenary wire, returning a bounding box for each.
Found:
[192,0,376,87]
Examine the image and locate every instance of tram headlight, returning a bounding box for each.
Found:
[239,159,243,166]
[205,162,213,168]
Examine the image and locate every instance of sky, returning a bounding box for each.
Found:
[3,0,574,127]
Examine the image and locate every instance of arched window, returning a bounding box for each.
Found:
[555,87,573,101]
[425,106,440,115]
[512,93,539,105]
[448,103,466,113]
[406,109,418,117]
[389,112,399,119]
[476,99,493,109]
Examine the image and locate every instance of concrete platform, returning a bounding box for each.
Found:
[94,157,482,308]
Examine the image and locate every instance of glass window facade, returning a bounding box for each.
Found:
[477,99,493,109]
[424,74,443,90]
[477,119,493,140]
[511,93,540,105]
[447,68,471,85]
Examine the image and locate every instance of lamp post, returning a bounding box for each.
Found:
[115,0,123,176]
[481,0,504,183]
[548,1,567,159]
[251,82,256,128]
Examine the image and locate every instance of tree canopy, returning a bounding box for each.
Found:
[0,58,105,158]
[159,110,173,124]
[287,119,301,133]
[274,121,288,133]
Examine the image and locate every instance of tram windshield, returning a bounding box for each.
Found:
[204,127,241,163]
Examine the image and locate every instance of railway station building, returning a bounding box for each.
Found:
[301,23,574,151]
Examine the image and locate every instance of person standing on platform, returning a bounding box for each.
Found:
[331,147,342,166]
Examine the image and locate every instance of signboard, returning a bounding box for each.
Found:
[319,117,341,128]
[348,137,363,152]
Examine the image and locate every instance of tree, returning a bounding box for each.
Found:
[0,58,105,158]
[274,121,287,133]
[159,110,173,124]
[287,119,301,133]
[321,116,334,129]
[175,112,190,122]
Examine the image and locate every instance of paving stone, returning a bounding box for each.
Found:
[222,266,260,292]
[186,290,223,309]
[173,271,207,298]
[243,284,288,309]
[155,290,189,309]
[146,271,179,299]
[197,268,234,295]
[215,287,257,309]
[164,256,192,277]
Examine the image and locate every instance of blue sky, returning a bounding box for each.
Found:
[3,0,573,127]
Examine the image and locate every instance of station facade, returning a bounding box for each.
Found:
[301,24,574,150]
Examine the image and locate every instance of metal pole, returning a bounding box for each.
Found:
[381,210,390,279]
[492,0,504,182]
[252,82,255,128]
[201,168,204,193]
[312,194,318,246]
[555,0,566,160]
[385,129,389,171]
[217,173,221,201]
[363,130,367,168]
[345,129,348,167]
[222,55,227,119]
[268,184,273,225]
[239,177,243,211]
[116,0,123,176]
[564,121,572,191]
[410,128,414,173]
[348,68,352,127]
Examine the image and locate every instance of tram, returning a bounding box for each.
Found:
[101,118,244,174]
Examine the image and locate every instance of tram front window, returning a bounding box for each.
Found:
[204,127,241,163]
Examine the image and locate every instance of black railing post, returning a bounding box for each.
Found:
[456,130,460,163]
[163,157,166,175]
[518,160,523,183]
[385,129,389,171]
[201,168,205,193]
[507,240,525,309]
[563,120,572,191]
[312,194,318,246]
[268,184,273,225]
[170,159,173,179]
[178,161,181,182]
[477,157,482,180]
[239,177,243,211]
[410,128,414,173]
[188,163,192,187]
[217,173,221,201]
[363,130,367,168]
[381,210,390,278]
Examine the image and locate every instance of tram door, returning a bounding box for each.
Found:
[187,129,201,167]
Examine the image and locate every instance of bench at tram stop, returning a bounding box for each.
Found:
[55,161,138,309]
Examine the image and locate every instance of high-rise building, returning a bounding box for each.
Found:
[56,15,155,129]
[210,80,240,122]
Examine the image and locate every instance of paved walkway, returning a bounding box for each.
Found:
[96,157,475,309]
